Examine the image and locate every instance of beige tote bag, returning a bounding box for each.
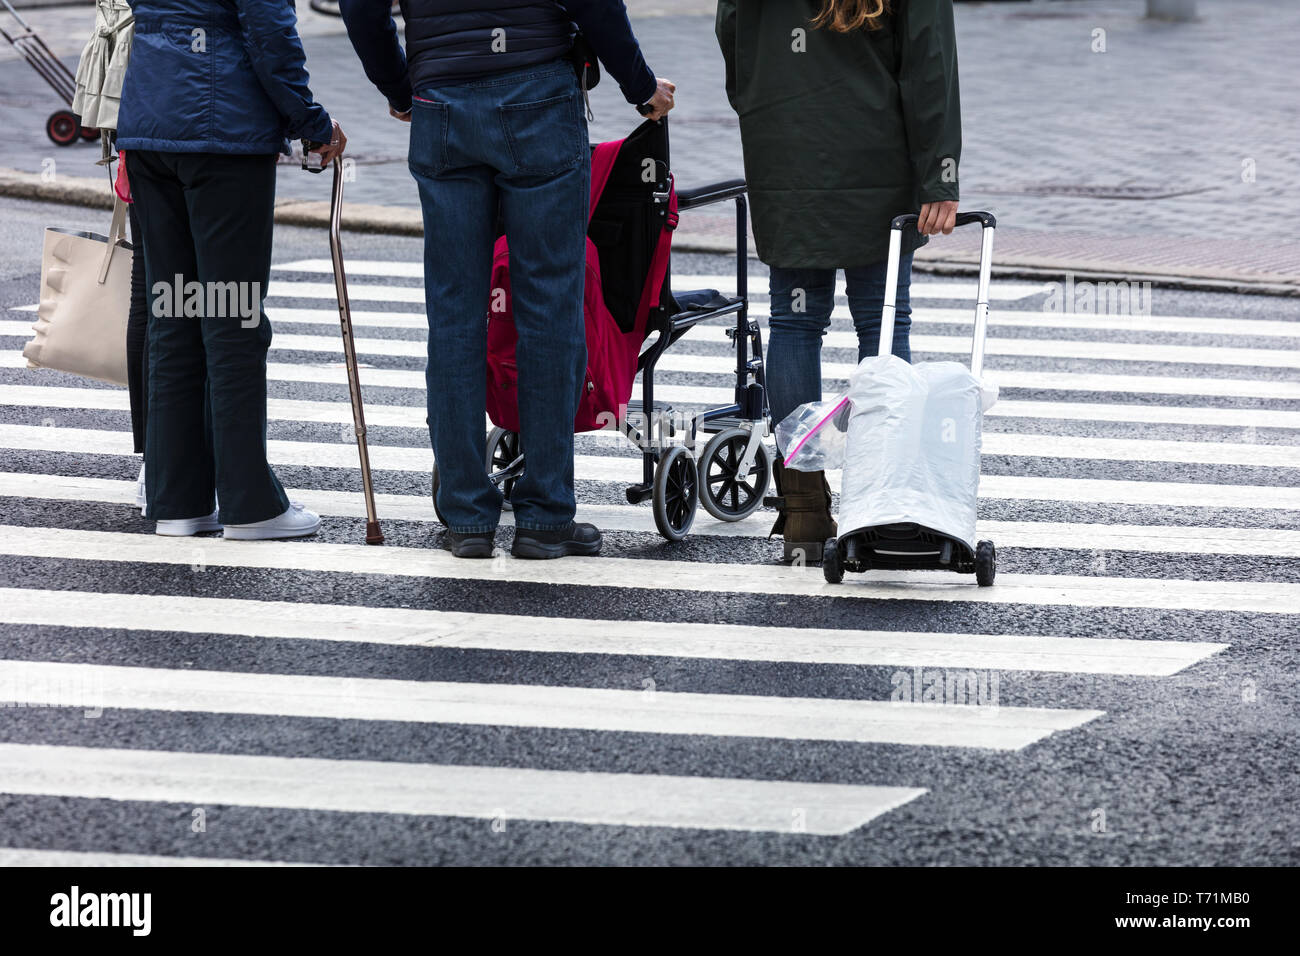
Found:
[24,197,132,386]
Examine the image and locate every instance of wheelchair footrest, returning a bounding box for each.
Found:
[625,399,674,416]
[625,483,653,505]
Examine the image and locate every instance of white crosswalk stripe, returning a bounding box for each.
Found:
[13,319,1293,369]
[269,260,1048,302]
[8,382,1300,431]
[7,348,1298,401]
[2,258,1296,863]
[0,589,1227,675]
[0,659,1104,749]
[0,743,927,836]
[3,424,1300,508]
[3,524,1297,613]
[24,297,1295,340]
[5,472,1300,556]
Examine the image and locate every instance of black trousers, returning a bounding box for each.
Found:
[126,201,148,454]
[125,150,289,524]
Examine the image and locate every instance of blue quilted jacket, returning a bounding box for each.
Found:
[117,0,332,154]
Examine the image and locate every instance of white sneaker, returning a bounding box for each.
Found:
[136,462,147,516]
[155,509,221,536]
[223,502,321,540]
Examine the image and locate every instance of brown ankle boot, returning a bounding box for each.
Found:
[769,460,836,563]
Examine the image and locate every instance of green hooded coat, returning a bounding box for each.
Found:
[716,0,962,268]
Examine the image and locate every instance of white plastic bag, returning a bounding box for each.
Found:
[837,355,997,552]
[775,395,851,471]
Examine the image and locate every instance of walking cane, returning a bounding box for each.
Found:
[307,153,384,544]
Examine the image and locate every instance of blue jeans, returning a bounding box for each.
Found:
[409,59,589,534]
[766,257,914,429]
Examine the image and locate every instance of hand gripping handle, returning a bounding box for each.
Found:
[879,210,996,377]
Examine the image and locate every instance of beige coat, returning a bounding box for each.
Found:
[72,0,135,131]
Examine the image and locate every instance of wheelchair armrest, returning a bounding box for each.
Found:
[676,179,747,209]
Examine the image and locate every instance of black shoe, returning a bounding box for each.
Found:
[511,521,603,559]
[446,530,495,558]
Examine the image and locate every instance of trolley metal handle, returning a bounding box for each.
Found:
[323,156,385,545]
[2,0,78,105]
[1,0,32,31]
[879,210,997,378]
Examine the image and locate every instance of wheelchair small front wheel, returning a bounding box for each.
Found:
[698,426,772,522]
[485,426,523,509]
[653,444,698,541]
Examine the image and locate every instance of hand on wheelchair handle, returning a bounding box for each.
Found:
[640,77,676,121]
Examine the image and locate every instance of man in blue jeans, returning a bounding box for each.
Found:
[340,1,675,558]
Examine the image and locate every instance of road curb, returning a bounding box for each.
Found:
[910,259,1300,300]
[5,166,1297,297]
[0,166,427,236]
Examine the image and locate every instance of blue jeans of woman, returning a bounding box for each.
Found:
[766,256,913,433]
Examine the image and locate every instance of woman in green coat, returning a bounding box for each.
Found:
[716,0,962,562]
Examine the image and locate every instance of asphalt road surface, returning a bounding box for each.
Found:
[0,194,1297,865]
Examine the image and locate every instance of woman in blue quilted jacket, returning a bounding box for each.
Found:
[116,0,344,539]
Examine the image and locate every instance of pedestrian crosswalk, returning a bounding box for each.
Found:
[1,257,1297,863]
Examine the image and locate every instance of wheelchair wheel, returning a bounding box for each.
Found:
[485,426,522,509]
[822,537,844,584]
[975,539,996,587]
[697,425,772,522]
[652,445,698,541]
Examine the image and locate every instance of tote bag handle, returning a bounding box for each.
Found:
[97,192,128,284]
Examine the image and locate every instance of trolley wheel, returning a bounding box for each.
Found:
[47,111,79,147]
[697,425,772,522]
[431,464,447,525]
[652,444,698,541]
[822,537,844,584]
[485,426,522,509]
[975,539,996,587]
[80,127,101,142]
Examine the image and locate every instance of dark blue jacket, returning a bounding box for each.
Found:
[339,0,656,114]
[117,0,333,154]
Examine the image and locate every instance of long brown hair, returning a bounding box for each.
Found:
[811,0,891,32]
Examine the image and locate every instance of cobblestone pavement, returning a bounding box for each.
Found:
[1,1,1297,266]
